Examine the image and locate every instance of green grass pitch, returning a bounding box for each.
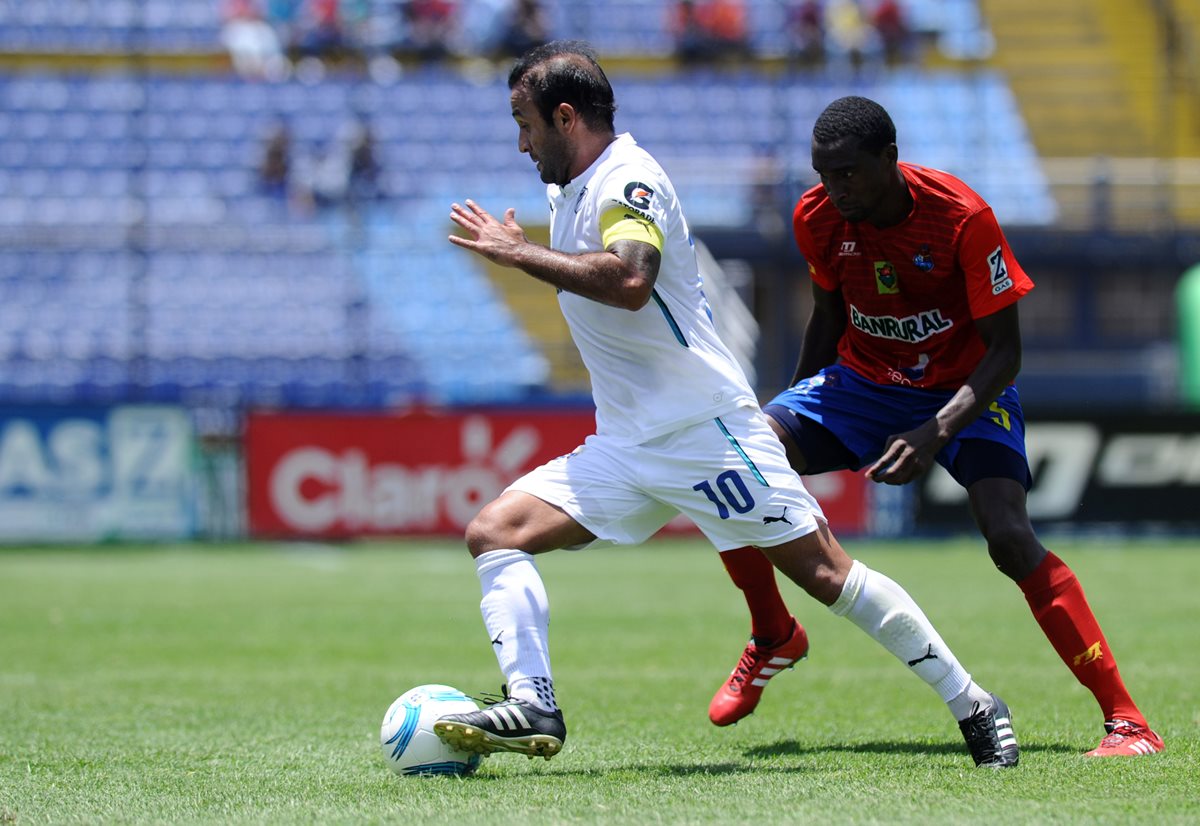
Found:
[1,538,1197,824]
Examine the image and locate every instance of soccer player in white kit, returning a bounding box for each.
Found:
[433,40,1019,768]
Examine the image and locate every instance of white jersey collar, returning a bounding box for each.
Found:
[559,133,636,199]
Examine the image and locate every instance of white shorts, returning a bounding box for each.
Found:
[506,405,825,551]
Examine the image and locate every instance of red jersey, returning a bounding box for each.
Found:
[793,162,1034,389]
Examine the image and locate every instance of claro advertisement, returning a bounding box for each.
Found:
[245,409,869,538]
[918,413,1200,529]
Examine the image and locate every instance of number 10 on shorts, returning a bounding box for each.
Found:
[693,471,756,519]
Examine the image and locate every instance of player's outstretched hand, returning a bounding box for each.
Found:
[448,199,528,266]
[866,421,945,485]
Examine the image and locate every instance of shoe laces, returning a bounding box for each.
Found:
[476,685,512,707]
[729,642,767,688]
[961,701,1001,761]
[1098,721,1141,747]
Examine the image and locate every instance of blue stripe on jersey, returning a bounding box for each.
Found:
[651,289,688,347]
[715,417,769,486]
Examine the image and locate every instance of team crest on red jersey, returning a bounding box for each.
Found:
[874,261,899,294]
[912,245,934,272]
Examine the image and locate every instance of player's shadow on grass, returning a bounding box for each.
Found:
[465,741,1084,781]
[746,739,1078,758]
[469,761,818,780]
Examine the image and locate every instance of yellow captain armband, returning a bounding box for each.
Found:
[600,207,664,252]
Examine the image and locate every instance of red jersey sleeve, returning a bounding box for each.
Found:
[792,201,839,291]
[958,208,1035,318]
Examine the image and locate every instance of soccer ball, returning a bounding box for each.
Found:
[380,684,484,777]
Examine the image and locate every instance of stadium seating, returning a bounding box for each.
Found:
[549,0,992,60]
[0,0,220,52]
[0,68,1052,226]
[0,1,993,61]
[0,64,1052,406]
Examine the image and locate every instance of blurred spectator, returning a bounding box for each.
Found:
[346,121,383,203]
[299,120,384,209]
[824,0,878,73]
[400,0,457,61]
[670,0,711,64]
[221,0,289,79]
[258,122,293,199]
[256,121,320,212]
[705,0,750,57]
[339,0,374,54]
[669,0,751,65]
[785,0,825,68]
[498,0,550,59]
[870,0,912,65]
[264,0,302,51]
[458,0,511,57]
[358,0,407,57]
[297,0,346,58]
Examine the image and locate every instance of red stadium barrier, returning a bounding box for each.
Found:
[245,409,868,539]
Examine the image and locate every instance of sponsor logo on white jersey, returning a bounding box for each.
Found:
[623,181,654,210]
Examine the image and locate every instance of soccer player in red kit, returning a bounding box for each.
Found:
[707,96,1163,758]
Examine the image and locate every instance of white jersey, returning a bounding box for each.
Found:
[548,133,757,445]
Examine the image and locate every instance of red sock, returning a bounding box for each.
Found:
[1018,550,1146,727]
[720,546,794,644]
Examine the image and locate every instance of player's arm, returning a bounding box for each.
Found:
[790,281,845,385]
[867,300,1023,485]
[930,302,1022,433]
[448,199,660,311]
[788,205,845,385]
[867,207,1031,484]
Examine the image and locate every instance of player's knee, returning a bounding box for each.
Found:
[465,505,512,557]
[466,496,550,557]
[798,561,846,605]
[463,520,491,558]
[982,522,1042,580]
[760,533,848,605]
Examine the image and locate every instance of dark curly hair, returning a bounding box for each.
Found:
[812,96,897,154]
[508,40,617,132]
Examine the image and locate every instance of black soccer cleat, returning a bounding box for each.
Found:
[958,693,1019,768]
[434,697,566,761]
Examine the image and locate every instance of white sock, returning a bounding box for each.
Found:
[476,549,557,712]
[829,560,992,721]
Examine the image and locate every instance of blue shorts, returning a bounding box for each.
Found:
[763,364,1032,490]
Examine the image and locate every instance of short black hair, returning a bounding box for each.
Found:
[812,96,897,154]
[508,40,617,132]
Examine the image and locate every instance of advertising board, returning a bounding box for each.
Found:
[246,409,869,538]
[0,405,195,541]
[918,413,1200,529]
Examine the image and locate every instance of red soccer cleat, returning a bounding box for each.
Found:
[708,617,809,726]
[1084,721,1165,757]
